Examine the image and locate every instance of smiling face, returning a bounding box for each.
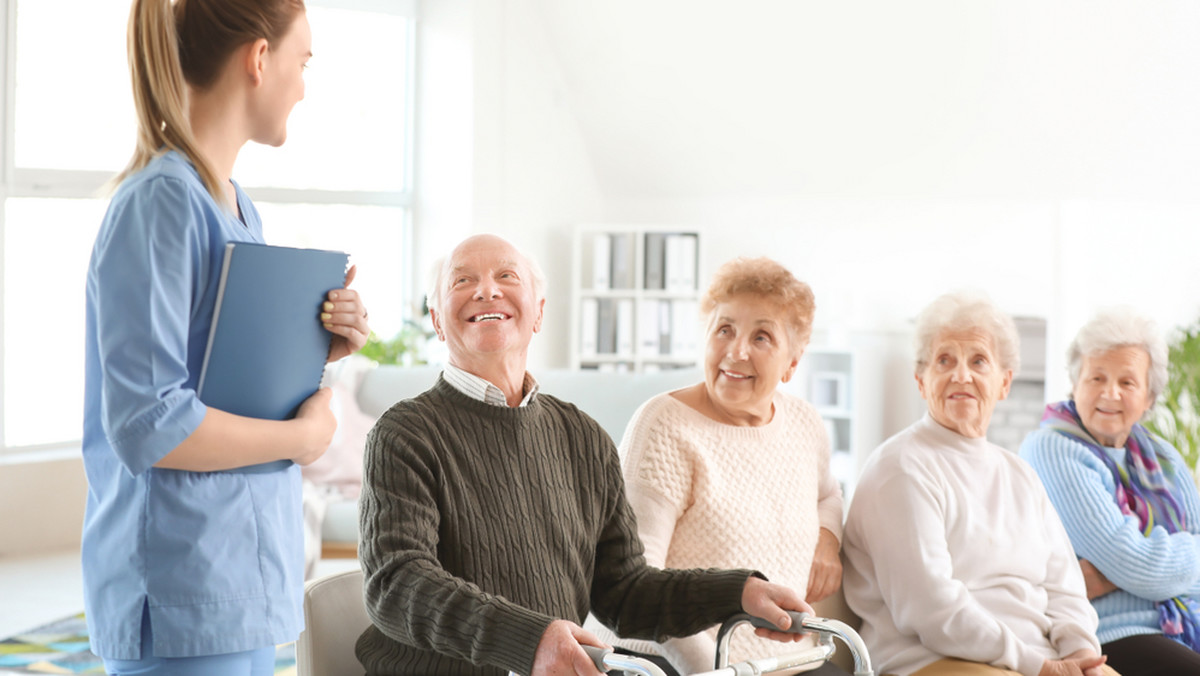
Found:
[430,235,544,374]
[917,328,1013,438]
[1072,346,1153,448]
[702,294,798,426]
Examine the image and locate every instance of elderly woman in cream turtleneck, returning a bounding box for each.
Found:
[842,292,1118,676]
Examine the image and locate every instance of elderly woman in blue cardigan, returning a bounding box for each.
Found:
[1021,308,1200,676]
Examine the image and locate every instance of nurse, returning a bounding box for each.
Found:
[81,1,368,674]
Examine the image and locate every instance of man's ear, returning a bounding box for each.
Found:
[245,37,270,86]
[533,298,545,333]
[430,308,446,342]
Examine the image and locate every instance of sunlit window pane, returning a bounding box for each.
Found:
[14,0,135,172]
[236,7,410,192]
[257,203,408,339]
[4,199,105,447]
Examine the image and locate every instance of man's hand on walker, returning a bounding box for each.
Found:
[741,576,814,643]
[531,619,606,676]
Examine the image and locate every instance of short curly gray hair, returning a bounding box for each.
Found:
[1067,307,1168,406]
[913,291,1021,375]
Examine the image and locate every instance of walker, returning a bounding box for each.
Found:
[579,610,874,676]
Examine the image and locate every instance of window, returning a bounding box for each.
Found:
[1,0,416,454]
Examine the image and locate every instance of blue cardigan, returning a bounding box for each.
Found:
[1020,425,1200,644]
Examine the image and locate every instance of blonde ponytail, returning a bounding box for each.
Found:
[113,0,224,202]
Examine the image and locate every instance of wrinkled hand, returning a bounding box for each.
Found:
[291,387,336,465]
[1038,650,1107,676]
[741,576,814,643]
[324,264,370,363]
[1079,559,1118,600]
[530,620,606,676]
[806,528,843,603]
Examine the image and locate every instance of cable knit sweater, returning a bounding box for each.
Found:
[1020,425,1200,645]
[589,390,842,673]
[843,414,1100,676]
[355,378,755,676]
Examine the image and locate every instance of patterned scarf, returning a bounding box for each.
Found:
[1041,400,1200,649]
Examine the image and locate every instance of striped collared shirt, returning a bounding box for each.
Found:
[442,362,539,407]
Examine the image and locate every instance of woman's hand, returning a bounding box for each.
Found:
[291,387,336,466]
[741,576,814,643]
[323,264,370,362]
[1038,650,1107,676]
[1079,558,1118,600]
[530,620,606,676]
[807,527,843,603]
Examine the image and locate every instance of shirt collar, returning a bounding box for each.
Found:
[442,362,539,407]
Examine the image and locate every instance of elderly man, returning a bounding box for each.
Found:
[355,234,811,676]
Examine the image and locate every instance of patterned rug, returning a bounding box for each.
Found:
[0,614,297,675]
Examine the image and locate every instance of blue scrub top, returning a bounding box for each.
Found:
[81,152,305,659]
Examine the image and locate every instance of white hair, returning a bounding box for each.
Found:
[424,236,546,317]
[1067,307,1168,405]
[913,291,1021,375]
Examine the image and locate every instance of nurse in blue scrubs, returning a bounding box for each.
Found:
[81,1,369,674]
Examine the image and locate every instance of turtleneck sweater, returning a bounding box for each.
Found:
[355,377,754,676]
[842,413,1100,676]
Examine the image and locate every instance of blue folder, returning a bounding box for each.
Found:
[197,242,349,473]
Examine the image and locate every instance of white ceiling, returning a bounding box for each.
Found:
[529,0,1200,201]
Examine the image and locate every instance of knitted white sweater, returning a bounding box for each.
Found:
[842,414,1101,676]
[591,389,843,674]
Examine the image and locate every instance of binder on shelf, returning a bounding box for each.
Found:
[616,298,635,355]
[678,233,698,292]
[664,233,698,292]
[591,233,611,290]
[597,298,617,354]
[643,233,666,290]
[197,242,349,472]
[609,233,636,289]
[657,299,672,355]
[579,297,599,359]
[637,299,661,357]
[670,299,699,357]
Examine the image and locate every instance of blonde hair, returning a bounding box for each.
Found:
[700,257,816,356]
[115,0,305,202]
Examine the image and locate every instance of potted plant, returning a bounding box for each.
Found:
[1147,320,1200,473]
[358,319,431,367]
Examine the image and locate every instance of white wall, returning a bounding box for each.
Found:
[449,1,1200,453]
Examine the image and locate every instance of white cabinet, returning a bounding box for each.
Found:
[570,225,703,372]
[788,348,859,505]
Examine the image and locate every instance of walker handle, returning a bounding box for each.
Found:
[582,644,614,672]
[748,610,811,634]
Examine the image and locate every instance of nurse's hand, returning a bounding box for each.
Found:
[292,387,336,466]
[324,264,370,363]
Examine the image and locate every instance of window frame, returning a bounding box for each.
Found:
[0,0,418,458]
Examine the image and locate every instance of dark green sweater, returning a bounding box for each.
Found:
[355,377,752,675]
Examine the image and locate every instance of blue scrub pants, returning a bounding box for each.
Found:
[102,605,277,676]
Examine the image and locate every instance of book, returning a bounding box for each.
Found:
[643,233,666,290]
[616,298,635,355]
[197,242,349,472]
[580,297,599,358]
[591,233,611,289]
[609,233,636,289]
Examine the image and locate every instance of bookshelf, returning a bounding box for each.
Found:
[788,348,859,505]
[570,225,703,372]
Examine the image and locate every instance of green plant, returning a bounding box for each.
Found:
[1147,321,1200,471]
[358,321,430,367]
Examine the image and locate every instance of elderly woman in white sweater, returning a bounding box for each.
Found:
[589,256,846,676]
[842,292,1119,676]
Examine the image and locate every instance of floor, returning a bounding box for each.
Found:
[0,548,360,642]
